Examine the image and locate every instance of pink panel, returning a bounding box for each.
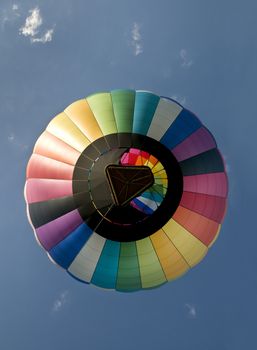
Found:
[26,154,74,180]
[183,173,228,198]
[121,153,129,164]
[130,148,141,155]
[172,127,216,162]
[180,191,227,223]
[35,209,83,251]
[25,179,73,204]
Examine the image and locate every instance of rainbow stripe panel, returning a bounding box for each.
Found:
[120,149,167,215]
[24,89,228,292]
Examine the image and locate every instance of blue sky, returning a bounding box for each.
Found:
[1,0,257,349]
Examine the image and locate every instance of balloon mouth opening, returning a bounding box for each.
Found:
[105,164,154,207]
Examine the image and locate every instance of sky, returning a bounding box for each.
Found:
[1,0,257,349]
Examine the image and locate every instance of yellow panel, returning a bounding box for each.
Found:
[136,237,166,289]
[150,230,189,280]
[152,162,164,173]
[86,93,117,135]
[46,112,90,152]
[162,219,208,267]
[64,99,103,142]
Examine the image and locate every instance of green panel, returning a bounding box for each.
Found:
[86,92,117,135]
[111,89,135,133]
[136,237,167,289]
[116,242,141,292]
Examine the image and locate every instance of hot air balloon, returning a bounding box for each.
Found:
[24,89,228,291]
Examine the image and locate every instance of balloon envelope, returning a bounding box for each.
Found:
[25,89,228,291]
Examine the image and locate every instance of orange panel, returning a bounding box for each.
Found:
[150,230,189,280]
[173,206,220,246]
[148,155,158,167]
[34,131,80,166]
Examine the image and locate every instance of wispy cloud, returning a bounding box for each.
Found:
[171,95,186,106]
[8,133,15,142]
[52,290,69,313]
[131,22,143,56]
[19,7,54,44]
[1,3,20,28]
[12,4,19,13]
[180,49,193,68]
[184,303,197,318]
[8,132,28,150]
[31,28,54,43]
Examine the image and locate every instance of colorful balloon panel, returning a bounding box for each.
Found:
[25,89,228,291]
[111,89,135,133]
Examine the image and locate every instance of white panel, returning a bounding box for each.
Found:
[147,98,182,140]
[137,196,159,210]
[68,233,106,283]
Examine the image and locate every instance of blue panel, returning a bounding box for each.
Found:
[133,91,160,135]
[49,223,93,269]
[140,189,163,203]
[91,240,120,289]
[160,108,202,149]
[132,198,154,215]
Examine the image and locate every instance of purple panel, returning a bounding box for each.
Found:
[172,127,217,162]
[35,209,83,251]
[183,173,228,198]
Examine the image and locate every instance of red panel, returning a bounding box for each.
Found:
[127,153,138,164]
[180,191,227,223]
[25,179,73,203]
[141,151,150,159]
[26,154,74,180]
[183,173,228,198]
[173,206,220,246]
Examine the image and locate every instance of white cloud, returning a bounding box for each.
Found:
[19,7,42,37]
[131,22,143,56]
[185,303,197,318]
[19,7,54,44]
[180,49,193,68]
[52,290,69,313]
